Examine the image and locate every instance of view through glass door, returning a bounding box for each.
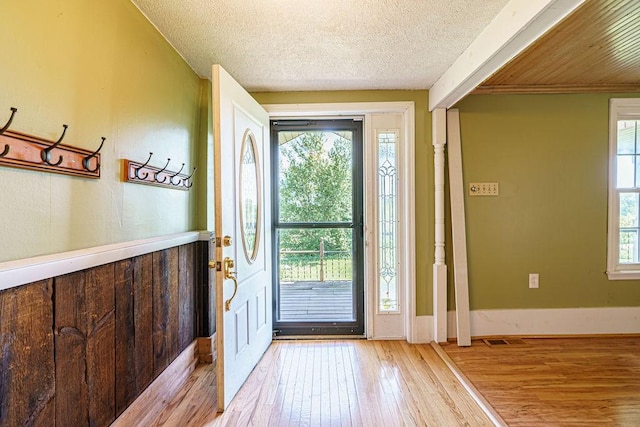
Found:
[271,119,364,336]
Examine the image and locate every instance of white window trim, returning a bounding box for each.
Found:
[607,98,640,280]
[262,102,417,341]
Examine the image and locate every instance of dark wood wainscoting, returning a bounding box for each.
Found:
[0,241,211,427]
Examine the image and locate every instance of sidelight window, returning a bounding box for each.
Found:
[377,130,399,312]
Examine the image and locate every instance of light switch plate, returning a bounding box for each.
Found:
[469,182,499,196]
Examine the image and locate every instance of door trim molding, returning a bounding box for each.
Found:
[263,102,417,342]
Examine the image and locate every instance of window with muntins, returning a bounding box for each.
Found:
[607,98,640,279]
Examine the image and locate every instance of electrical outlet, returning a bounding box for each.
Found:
[469,182,499,196]
[529,273,539,289]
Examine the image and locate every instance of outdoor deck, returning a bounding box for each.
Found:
[279,280,354,321]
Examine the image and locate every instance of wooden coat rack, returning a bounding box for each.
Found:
[0,107,105,178]
[123,152,196,191]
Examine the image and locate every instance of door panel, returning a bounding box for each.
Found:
[212,64,271,411]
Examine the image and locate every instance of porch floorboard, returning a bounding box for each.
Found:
[279,280,354,321]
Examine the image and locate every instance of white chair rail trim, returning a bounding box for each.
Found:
[0,231,211,292]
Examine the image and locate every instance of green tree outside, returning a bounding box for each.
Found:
[278,132,352,253]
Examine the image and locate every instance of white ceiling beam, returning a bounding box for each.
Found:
[428,0,585,111]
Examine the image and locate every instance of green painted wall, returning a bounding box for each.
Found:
[253,92,640,314]
[196,79,215,232]
[454,94,640,310]
[252,91,434,315]
[5,1,632,314]
[0,0,204,262]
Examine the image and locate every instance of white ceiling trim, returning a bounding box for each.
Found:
[428,0,586,111]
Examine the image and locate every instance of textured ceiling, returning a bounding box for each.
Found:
[131,0,510,92]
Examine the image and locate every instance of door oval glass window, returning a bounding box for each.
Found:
[240,130,261,263]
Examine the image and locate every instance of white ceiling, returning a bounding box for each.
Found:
[131,0,510,92]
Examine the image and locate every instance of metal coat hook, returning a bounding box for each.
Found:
[134,152,153,179]
[0,107,17,157]
[82,137,105,173]
[154,158,171,183]
[0,107,17,134]
[41,124,68,166]
[183,167,197,188]
[169,163,185,185]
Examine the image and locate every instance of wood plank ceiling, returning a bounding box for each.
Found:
[475,0,640,94]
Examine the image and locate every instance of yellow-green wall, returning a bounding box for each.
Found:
[254,92,640,314]
[252,91,434,315]
[196,79,214,232]
[4,1,636,314]
[0,0,205,262]
[454,94,640,309]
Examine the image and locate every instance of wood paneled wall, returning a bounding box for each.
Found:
[0,242,207,427]
[0,279,55,426]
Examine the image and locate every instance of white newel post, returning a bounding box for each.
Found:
[432,108,448,343]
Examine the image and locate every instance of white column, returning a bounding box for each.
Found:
[432,108,448,343]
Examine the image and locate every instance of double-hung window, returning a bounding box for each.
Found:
[607,98,640,279]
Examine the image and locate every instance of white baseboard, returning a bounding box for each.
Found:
[447,307,640,338]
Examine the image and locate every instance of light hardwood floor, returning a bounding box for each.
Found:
[144,340,493,426]
[442,336,640,426]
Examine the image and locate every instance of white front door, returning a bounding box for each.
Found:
[212,64,272,411]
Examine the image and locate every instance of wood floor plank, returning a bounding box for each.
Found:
[267,343,291,425]
[338,342,363,426]
[348,342,387,426]
[143,340,494,426]
[308,343,321,427]
[407,341,490,426]
[334,342,352,427]
[353,341,400,426]
[385,341,461,425]
[282,342,302,425]
[241,343,283,425]
[323,342,337,426]
[388,342,426,420]
[293,342,309,425]
[297,342,313,426]
[442,336,640,426]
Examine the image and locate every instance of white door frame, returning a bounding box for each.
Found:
[263,102,417,342]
